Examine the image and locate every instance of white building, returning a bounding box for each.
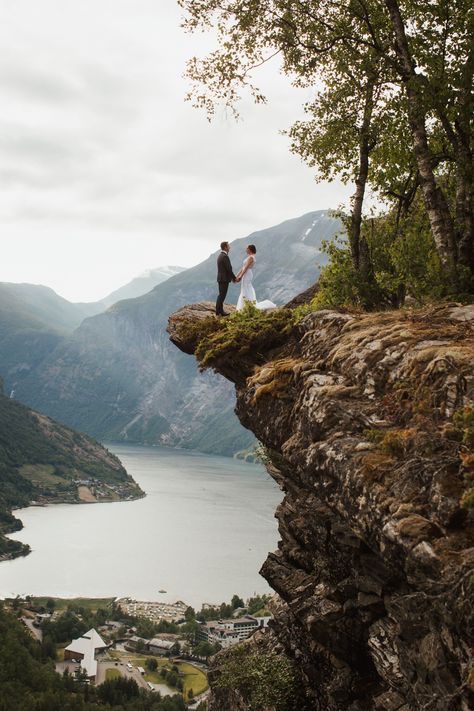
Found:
[64,628,107,681]
[201,615,271,649]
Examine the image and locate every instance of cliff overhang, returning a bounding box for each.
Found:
[168,302,474,710]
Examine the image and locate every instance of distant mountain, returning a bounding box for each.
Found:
[15,211,342,455]
[0,282,94,334]
[0,378,143,561]
[97,266,185,309]
[0,283,95,397]
[0,267,184,396]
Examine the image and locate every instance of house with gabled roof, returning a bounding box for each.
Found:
[64,628,107,681]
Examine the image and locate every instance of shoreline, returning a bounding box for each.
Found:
[1,444,279,606]
[3,487,146,564]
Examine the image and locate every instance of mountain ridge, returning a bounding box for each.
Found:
[11,210,342,455]
[0,265,185,402]
[78,264,186,312]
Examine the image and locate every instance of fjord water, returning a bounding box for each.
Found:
[0,445,282,607]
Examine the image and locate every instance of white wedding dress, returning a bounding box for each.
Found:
[236,256,276,311]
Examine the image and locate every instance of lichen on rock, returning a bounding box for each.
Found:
[168,302,474,711]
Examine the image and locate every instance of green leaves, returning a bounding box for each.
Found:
[312,198,451,310]
[180,0,474,294]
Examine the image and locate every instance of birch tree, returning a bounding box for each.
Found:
[180,0,473,291]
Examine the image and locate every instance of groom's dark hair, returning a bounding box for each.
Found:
[220,241,229,250]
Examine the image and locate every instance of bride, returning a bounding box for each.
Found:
[236,245,276,311]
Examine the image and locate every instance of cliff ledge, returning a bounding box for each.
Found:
[168,302,474,711]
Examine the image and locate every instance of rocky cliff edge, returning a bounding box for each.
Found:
[168,302,474,711]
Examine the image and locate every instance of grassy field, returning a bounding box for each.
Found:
[19,463,69,485]
[142,669,162,684]
[105,669,122,681]
[252,607,272,617]
[179,662,208,696]
[31,597,115,611]
[128,656,208,696]
[77,485,96,502]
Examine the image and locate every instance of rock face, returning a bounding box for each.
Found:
[168,302,474,710]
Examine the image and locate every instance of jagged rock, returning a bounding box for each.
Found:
[168,303,474,710]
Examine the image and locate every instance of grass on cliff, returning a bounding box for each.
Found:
[452,406,474,508]
[214,645,311,711]
[183,302,298,372]
[364,396,474,509]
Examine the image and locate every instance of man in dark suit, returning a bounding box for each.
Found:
[216,241,237,316]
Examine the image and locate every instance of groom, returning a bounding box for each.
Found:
[216,241,237,316]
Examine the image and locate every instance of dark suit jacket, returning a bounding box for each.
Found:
[217,251,236,283]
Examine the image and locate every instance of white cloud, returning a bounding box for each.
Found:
[0,0,351,301]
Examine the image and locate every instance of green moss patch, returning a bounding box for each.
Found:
[185,303,297,374]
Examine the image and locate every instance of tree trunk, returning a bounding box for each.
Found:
[383,0,458,281]
[436,46,474,275]
[350,78,375,279]
[455,144,474,272]
[454,47,474,273]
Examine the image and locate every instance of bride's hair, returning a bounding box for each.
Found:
[247,244,256,254]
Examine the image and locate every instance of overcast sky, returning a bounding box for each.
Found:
[0,0,351,302]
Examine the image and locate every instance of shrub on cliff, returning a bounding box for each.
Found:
[214,645,309,711]
[453,407,474,509]
[313,205,450,311]
[185,303,297,373]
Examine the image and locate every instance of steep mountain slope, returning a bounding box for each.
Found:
[169,301,474,710]
[0,379,143,561]
[0,283,89,398]
[16,211,341,455]
[0,267,185,398]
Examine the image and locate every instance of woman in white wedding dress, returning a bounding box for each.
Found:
[236,245,276,311]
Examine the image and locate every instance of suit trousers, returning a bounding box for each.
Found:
[216,281,230,315]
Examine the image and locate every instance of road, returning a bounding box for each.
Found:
[21,616,42,642]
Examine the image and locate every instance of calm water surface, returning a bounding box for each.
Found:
[0,445,282,607]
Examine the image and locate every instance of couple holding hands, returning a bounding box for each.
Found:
[216,241,275,316]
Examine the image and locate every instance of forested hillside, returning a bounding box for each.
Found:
[0,601,191,710]
[0,379,142,560]
[0,267,183,402]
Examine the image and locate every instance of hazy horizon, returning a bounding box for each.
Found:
[0,263,186,304]
[2,208,335,304]
[1,0,351,301]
